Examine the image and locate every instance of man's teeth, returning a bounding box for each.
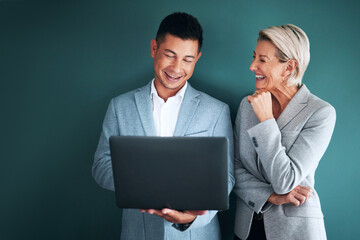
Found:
[256,75,265,79]
[166,72,181,79]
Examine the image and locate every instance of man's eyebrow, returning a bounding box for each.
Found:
[164,49,176,55]
[164,49,195,59]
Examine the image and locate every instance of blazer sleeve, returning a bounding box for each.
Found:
[232,99,274,213]
[92,99,119,191]
[247,104,336,194]
[184,103,235,231]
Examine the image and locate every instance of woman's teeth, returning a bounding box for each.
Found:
[256,75,265,79]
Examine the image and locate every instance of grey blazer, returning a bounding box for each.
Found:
[92,81,235,240]
[233,85,336,240]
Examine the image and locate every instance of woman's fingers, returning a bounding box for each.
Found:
[247,91,274,122]
[290,185,312,206]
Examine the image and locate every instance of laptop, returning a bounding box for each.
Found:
[109,136,229,210]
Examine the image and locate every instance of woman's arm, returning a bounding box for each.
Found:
[248,103,336,194]
[233,99,274,213]
[268,185,311,206]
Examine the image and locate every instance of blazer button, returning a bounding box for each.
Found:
[248,201,255,207]
[252,137,258,147]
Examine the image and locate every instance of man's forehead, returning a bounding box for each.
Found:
[158,34,200,54]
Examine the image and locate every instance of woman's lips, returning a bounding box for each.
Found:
[255,74,266,80]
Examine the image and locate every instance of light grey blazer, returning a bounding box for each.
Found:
[92,81,235,240]
[233,85,336,240]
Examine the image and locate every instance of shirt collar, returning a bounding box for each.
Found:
[150,79,187,101]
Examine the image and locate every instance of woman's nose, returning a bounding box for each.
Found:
[249,61,257,71]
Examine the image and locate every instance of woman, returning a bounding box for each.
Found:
[233,24,336,240]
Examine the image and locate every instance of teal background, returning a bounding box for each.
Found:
[1,0,359,239]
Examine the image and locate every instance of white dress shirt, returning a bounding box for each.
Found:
[151,79,187,137]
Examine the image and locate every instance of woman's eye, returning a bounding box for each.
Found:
[164,54,175,58]
[260,59,266,63]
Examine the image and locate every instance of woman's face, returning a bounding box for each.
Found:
[249,40,287,91]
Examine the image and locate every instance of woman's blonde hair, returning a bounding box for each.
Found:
[258,24,310,87]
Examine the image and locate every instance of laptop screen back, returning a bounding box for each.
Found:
[110,136,229,210]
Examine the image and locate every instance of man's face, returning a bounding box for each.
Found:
[151,34,202,99]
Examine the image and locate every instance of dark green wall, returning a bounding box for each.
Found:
[1,0,359,239]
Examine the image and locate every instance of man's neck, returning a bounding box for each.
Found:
[153,81,186,102]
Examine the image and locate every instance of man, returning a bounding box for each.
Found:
[92,12,234,240]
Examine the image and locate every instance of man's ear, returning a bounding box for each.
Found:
[195,51,202,63]
[150,39,158,58]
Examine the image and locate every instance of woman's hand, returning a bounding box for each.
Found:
[268,185,312,207]
[247,90,274,122]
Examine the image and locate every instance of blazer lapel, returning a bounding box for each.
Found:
[173,84,200,136]
[277,84,310,130]
[134,82,156,136]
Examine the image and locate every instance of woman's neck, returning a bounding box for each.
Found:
[270,83,299,119]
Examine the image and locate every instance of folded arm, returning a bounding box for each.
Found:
[247,105,336,194]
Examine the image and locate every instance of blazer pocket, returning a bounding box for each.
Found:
[184,130,209,137]
[284,205,323,218]
[280,130,300,151]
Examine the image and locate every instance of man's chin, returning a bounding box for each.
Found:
[161,80,185,90]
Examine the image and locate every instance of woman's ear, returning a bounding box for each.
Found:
[285,59,298,76]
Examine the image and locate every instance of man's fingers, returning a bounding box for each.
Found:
[161,208,178,216]
[140,209,156,214]
[161,209,188,222]
[162,209,205,218]
[151,209,178,222]
[150,209,164,216]
[142,208,205,224]
[184,210,207,216]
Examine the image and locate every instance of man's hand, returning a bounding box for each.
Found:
[247,90,274,122]
[140,208,207,224]
[268,185,312,207]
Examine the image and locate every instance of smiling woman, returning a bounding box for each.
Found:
[233,24,336,240]
[250,40,297,92]
[254,24,310,88]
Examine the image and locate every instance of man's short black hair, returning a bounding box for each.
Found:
[156,12,203,52]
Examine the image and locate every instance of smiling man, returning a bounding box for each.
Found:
[92,12,234,240]
[151,33,201,100]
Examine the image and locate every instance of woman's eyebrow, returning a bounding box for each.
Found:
[259,54,269,59]
[253,51,269,59]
